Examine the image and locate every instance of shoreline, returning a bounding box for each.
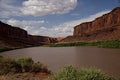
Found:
[0,40,120,53]
[49,40,120,48]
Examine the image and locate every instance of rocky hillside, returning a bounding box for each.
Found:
[61,7,120,42]
[0,21,57,47]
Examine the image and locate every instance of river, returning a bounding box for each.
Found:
[0,46,120,76]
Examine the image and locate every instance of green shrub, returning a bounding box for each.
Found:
[41,65,50,73]
[16,57,34,72]
[78,68,113,80]
[31,62,43,72]
[97,40,120,48]
[16,57,50,73]
[47,66,115,80]
[0,57,50,74]
[0,58,22,74]
[0,56,3,59]
[31,61,51,73]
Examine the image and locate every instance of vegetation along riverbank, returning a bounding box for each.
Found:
[0,56,119,80]
[0,47,23,53]
[0,45,40,53]
[0,56,51,80]
[49,40,120,48]
[47,66,119,80]
[0,40,120,53]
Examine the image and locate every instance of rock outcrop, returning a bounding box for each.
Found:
[0,21,57,47]
[61,7,120,42]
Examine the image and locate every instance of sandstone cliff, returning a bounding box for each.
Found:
[61,7,120,42]
[0,21,57,47]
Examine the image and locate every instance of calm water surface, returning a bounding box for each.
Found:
[0,47,120,76]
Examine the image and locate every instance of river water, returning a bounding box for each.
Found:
[0,47,120,76]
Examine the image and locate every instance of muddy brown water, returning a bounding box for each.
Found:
[0,47,120,77]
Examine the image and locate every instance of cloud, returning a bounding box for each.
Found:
[21,0,77,16]
[0,0,77,18]
[7,19,45,34]
[6,10,110,37]
[0,0,22,18]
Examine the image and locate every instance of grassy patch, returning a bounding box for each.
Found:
[47,66,117,80]
[49,40,120,48]
[96,40,120,48]
[0,56,51,75]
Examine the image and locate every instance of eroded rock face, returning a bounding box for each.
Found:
[67,7,120,42]
[74,7,120,36]
[0,21,28,39]
[0,21,57,47]
[28,35,57,45]
[60,7,120,42]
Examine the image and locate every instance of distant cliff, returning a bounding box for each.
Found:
[61,7,120,42]
[0,21,57,47]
